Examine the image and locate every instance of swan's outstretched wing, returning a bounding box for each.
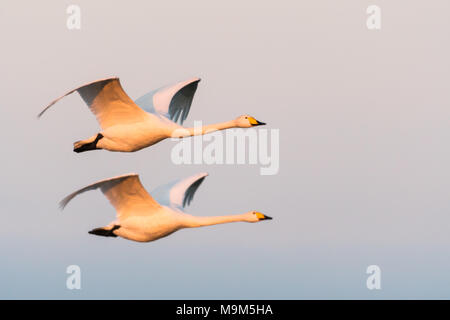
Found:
[38,77,149,130]
[134,77,200,125]
[60,173,161,220]
[150,172,208,210]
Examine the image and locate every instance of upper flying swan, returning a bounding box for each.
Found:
[38,77,266,152]
[60,172,272,242]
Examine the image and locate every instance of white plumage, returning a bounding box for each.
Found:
[61,173,272,242]
[38,77,266,153]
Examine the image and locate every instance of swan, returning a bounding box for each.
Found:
[38,77,266,153]
[60,172,272,242]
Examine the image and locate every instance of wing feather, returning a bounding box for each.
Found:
[150,172,208,210]
[183,176,206,207]
[134,78,200,124]
[60,174,161,220]
[39,77,149,130]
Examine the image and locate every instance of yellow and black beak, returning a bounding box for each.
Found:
[248,117,266,126]
[256,212,273,221]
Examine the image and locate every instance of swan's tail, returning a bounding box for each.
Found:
[73,133,103,153]
[88,225,120,238]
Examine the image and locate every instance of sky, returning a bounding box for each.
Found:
[1,0,450,299]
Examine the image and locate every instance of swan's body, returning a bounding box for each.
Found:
[60,173,272,242]
[94,114,177,152]
[38,77,266,153]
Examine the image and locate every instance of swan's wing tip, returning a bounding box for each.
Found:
[37,76,121,119]
[58,197,70,211]
[58,172,142,213]
[181,173,209,208]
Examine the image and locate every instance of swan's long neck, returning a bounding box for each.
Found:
[181,120,237,137]
[182,214,247,228]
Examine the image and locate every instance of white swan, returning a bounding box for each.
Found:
[38,77,266,153]
[60,172,272,242]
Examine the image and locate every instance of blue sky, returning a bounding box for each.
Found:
[1,0,450,299]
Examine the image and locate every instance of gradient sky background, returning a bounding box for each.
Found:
[1,0,450,299]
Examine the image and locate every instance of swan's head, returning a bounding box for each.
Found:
[244,211,272,223]
[235,115,266,128]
